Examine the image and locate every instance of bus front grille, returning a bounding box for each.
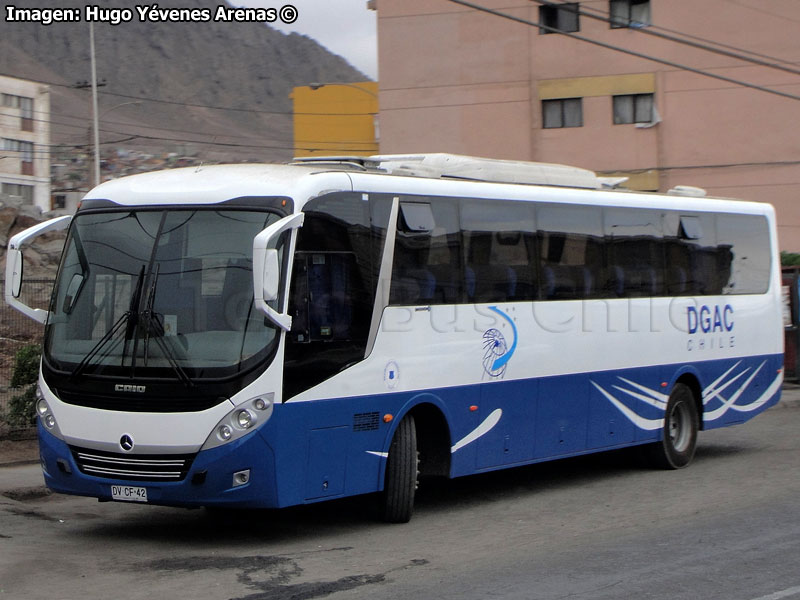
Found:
[69,446,196,482]
[56,389,226,413]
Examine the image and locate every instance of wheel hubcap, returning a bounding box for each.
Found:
[668,401,691,452]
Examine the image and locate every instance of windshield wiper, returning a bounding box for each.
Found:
[70,265,146,379]
[141,262,159,367]
[139,264,194,388]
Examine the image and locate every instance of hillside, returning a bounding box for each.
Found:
[0,0,369,165]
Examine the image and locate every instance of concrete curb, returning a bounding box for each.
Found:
[1,459,40,468]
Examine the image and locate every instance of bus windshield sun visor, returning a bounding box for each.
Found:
[679,215,703,240]
[399,202,435,233]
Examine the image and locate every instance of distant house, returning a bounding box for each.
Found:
[0,74,50,213]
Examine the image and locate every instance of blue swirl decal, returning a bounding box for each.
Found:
[482,306,518,377]
[483,329,507,377]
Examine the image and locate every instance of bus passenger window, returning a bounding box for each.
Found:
[604,207,665,298]
[461,199,537,303]
[664,212,719,295]
[391,197,463,305]
[537,203,603,300]
[717,214,770,295]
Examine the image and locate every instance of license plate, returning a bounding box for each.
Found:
[111,485,148,503]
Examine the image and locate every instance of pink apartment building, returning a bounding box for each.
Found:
[375,0,800,248]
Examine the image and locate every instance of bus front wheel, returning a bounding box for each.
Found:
[645,383,699,469]
[381,415,418,523]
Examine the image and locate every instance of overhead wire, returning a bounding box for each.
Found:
[0,71,377,117]
[718,0,800,25]
[445,0,800,102]
[530,0,800,77]
[2,68,381,156]
[0,107,377,154]
[541,1,800,68]
[0,108,294,147]
[599,3,800,66]
[2,84,379,155]
[95,89,376,117]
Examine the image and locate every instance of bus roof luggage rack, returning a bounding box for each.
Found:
[292,153,627,190]
[289,156,379,171]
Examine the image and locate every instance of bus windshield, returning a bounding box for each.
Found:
[44,208,282,381]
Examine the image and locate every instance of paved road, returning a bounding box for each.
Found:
[1,400,799,600]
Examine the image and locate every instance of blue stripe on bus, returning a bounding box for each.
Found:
[37,352,783,510]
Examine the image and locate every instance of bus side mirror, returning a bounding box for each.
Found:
[4,215,72,324]
[8,248,23,298]
[252,212,304,331]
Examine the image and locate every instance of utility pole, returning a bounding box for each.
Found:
[89,22,100,188]
[75,30,107,189]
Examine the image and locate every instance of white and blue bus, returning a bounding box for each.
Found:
[5,154,783,522]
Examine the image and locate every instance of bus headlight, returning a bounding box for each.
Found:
[236,409,254,429]
[201,393,274,451]
[35,387,63,439]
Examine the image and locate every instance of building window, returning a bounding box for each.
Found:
[19,97,34,132]
[1,183,34,203]
[539,2,580,34]
[3,139,34,161]
[610,0,650,28]
[613,93,654,124]
[2,93,34,132]
[3,138,35,174]
[542,98,583,128]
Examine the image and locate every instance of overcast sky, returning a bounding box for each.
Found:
[233,0,378,79]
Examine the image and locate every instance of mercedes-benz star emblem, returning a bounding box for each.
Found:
[119,434,134,452]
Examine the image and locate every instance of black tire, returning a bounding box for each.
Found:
[382,415,418,523]
[645,383,699,469]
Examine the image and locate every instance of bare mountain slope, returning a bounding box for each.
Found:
[0,0,369,163]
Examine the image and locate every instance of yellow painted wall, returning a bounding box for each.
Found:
[291,82,379,157]
[538,74,655,100]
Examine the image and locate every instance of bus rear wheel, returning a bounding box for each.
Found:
[645,383,699,469]
[381,415,418,523]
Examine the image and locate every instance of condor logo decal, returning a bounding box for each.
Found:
[482,306,518,379]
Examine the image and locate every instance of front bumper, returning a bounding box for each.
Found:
[38,422,280,509]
